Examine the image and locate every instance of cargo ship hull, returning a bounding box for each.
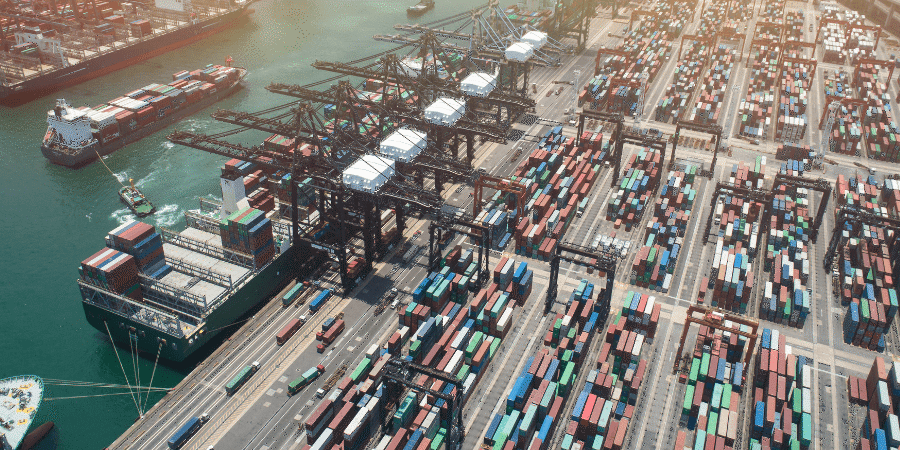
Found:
[1,6,249,107]
[41,75,246,168]
[81,243,301,362]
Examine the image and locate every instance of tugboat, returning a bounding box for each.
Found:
[407,0,434,16]
[119,179,156,218]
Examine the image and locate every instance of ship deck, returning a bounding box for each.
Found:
[1,6,231,87]
[160,227,252,309]
[0,376,43,450]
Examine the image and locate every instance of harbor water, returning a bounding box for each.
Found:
[0,0,491,447]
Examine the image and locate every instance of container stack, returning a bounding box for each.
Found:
[482,280,603,450]
[509,127,606,259]
[738,48,778,141]
[475,206,511,250]
[728,158,766,189]
[263,134,296,155]
[783,11,805,47]
[630,169,697,291]
[619,291,662,339]
[219,206,276,267]
[107,220,166,274]
[775,60,812,143]
[750,328,813,449]
[79,248,141,301]
[858,63,900,162]
[551,291,659,450]
[838,223,899,351]
[503,6,553,30]
[686,45,734,126]
[129,19,151,37]
[606,148,662,230]
[679,323,749,449]
[702,161,765,312]
[380,209,398,250]
[836,174,883,212]
[849,357,900,450]
[821,22,846,64]
[323,248,534,450]
[273,173,316,208]
[583,2,690,113]
[883,179,900,215]
[655,40,712,123]
[822,70,861,154]
[761,183,811,327]
[775,145,816,165]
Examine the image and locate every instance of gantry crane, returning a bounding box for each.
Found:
[672,305,759,375]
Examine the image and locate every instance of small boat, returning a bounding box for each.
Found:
[407,0,434,16]
[119,179,156,218]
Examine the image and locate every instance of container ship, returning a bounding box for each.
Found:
[41,64,246,168]
[0,376,43,450]
[0,0,250,107]
[77,162,328,362]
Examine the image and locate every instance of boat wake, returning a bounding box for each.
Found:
[114,171,128,184]
[152,204,181,227]
[135,171,157,188]
[110,208,136,225]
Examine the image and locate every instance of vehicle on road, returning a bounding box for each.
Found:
[287,365,325,396]
[276,318,304,345]
[224,362,260,396]
[167,414,209,449]
[282,281,310,306]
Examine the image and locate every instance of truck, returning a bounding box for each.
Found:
[282,281,310,306]
[224,361,260,396]
[167,413,209,449]
[276,318,304,345]
[287,364,325,396]
[309,289,333,313]
[316,319,345,353]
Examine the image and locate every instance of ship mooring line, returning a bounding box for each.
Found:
[42,380,171,390]
[104,321,142,418]
[143,342,163,415]
[44,391,171,401]
[95,149,126,188]
[129,331,143,416]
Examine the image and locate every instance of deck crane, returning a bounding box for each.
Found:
[672,306,759,375]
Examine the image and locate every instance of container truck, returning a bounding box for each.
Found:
[287,364,325,395]
[167,413,209,449]
[282,281,310,306]
[316,319,345,353]
[309,289,333,313]
[276,318,304,345]
[224,361,260,396]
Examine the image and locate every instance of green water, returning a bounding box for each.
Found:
[0,0,492,447]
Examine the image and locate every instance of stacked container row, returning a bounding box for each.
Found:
[761,179,812,327]
[750,328,813,449]
[606,148,662,230]
[509,127,606,259]
[630,169,697,291]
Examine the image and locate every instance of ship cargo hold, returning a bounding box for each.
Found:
[78,170,328,362]
[0,0,250,106]
[41,64,247,168]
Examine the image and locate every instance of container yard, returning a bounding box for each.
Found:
[81,0,900,450]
